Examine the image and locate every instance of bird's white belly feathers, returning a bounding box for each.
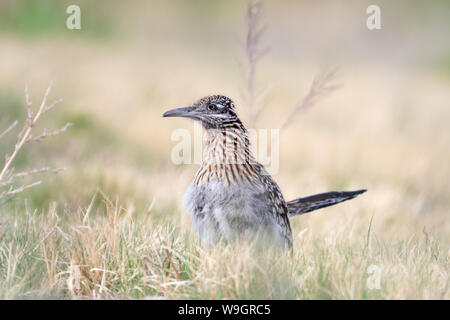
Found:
[183,180,278,245]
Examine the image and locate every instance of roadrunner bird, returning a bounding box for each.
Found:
[163,95,366,248]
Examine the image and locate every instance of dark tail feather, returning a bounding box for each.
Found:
[287,189,366,218]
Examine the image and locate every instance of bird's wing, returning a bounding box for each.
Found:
[256,172,293,246]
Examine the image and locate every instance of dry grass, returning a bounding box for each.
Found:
[0,194,447,299]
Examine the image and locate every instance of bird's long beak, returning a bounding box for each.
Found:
[162,106,200,119]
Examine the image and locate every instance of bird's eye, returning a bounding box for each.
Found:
[208,104,218,111]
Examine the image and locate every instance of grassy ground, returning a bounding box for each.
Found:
[0,0,449,299]
[0,196,447,299]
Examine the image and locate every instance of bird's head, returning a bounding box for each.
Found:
[163,95,240,129]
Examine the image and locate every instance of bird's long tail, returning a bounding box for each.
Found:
[287,189,366,218]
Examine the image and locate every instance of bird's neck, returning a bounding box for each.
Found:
[204,126,253,163]
[194,124,259,185]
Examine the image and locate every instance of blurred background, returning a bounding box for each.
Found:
[0,0,449,242]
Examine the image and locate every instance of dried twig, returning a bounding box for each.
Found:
[0,181,42,199]
[0,82,70,200]
[238,2,340,130]
[281,69,341,129]
[0,120,18,140]
[27,123,72,143]
[241,0,270,128]
[0,177,14,188]
[12,167,67,178]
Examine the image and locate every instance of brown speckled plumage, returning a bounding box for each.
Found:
[163,95,366,248]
